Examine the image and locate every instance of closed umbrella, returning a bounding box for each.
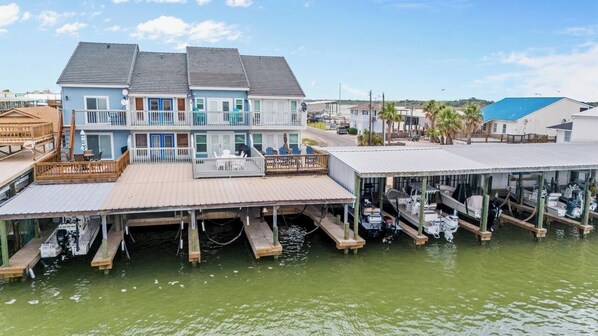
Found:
[80,130,87,151]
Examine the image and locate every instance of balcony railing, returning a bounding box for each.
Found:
[34,150,130,184]
[130,147,192,163]
[192,146,265,178]
[264,148,328,175]
[252,112,306,128]
[0,122,54,144]
[73,110,127,127]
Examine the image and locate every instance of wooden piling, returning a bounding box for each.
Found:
[480,174,490,233]
[353,176,361,241]
[536,173,545,232]
[101,215,108,260]
[418,176,427,236]
[1,220,9,267]
[188,210,200,265]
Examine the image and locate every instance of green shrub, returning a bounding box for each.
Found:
[348,127,358,135]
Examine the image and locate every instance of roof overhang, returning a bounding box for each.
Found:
[248,95,305,100]
[59,84,128,89]
[190,86,249,91]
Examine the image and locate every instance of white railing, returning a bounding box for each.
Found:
[130,147,191,163]
[252,112,305,127]
[191,111,250,127]
[130,110,191,127]
[192,146,265,178]
[74,110,127,127]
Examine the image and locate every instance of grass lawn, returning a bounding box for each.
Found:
[307,122,327,130]
[302,138,319,146]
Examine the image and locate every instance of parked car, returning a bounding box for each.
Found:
[337,126,348,135]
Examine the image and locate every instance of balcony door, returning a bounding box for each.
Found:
[149,133,175,160]
[148,98,173,125]
[209,132,234,156]
[207,99,231,125]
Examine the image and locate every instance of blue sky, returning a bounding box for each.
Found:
[1,0,597,101]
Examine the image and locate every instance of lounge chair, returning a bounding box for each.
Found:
[94,151,103,161]
[291,147,301,155]
[265,147,274,155]
[305,146,316,166]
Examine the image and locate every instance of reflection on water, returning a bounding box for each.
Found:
[1,216,597,335]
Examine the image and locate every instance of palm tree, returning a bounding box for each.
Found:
[436,106,462,145]
[357,130,383,146]
[462,103,483,145]
[378,101,403,145]
[423,100,441,142]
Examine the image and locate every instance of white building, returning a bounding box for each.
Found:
[349,102,383,133]
[482,97,591,136]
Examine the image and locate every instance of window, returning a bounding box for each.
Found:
[177,134,189,148]
[194,98,205,111]
[289,133,299,149]
[493,123,497,133]
[235,99,243,111]
[85,97,108,110]
[235,133,246,153]
[290,101,298,113]
[253,100,261,112]
[86,134,113,160]
[135,134,148,148]
[162,99,172,111]
[564,131,571,142]
[195,134,207,153]
[252,133,262,151]
[362,110,368,115]
[502,124,506,134]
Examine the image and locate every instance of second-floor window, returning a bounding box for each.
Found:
[194,98,205,111]
[85,97,108,110]
[235,99,243,111]
[502,124,507,134]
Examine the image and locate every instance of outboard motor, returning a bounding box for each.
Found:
[488,200,502,232]
[56,229,70,249]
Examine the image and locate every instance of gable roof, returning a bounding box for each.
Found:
[186,47,249,89]
[350,102,382,111]
[547,121,573,130]
[572,106,598,118]
[241,55,305,97]
[129,52,189,95]
[0,107,60,133]
[482,97,564,122]
[57,42,138,86]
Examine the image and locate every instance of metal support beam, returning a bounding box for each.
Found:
[480,174,490,233]
[272,206,279,246]
[101,215,108,259]
[353,176,361,240]
[581,169,593,229]
[536,173,545,231]
[418,176,427,236]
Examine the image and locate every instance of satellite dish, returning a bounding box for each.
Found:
[120,99,128,106]
[122,89,129,96]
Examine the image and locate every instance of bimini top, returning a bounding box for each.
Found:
[482,97,563,122]
[325,143,598,178]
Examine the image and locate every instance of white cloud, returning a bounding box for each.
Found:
[112,0,129,3]
[310,80,316,87]
[304,1,314,7]
[558,25,598,37]
[342,83,368,98]
[21,11,31,21]
[38,10,60,27]
[0,3,20,32]
[56,22,87,35]
[196,0,211,4]
[226,0,252,7]
[147,0,187,3]
[106,25,125,32]
[132,16,241,44]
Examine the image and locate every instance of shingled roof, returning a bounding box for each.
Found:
[241,55,305,97]
[186,47,249,89]
[129,52,189,95]
[57,42,138,86]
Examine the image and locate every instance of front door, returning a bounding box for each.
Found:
[209,132,234,156]
[150,133,175,160]
[148,98,173,125]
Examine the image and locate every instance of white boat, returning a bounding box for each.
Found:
[560,184,598,218]
[437,184,502,230]
[522,188,566,217]
[40,216,101,258]
[386,185,459,242]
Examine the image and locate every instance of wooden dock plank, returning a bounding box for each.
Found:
[242,208,282,259]
[0,236,46,279]
[544,212,592,235]
[304,206,365,250]
[188,228,200,264]
[441,212,492,241]
[500,213,546,238]
[396,221,428,246]
[91,227,123,270]
[127,216,188,227]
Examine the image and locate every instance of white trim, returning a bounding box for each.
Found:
[129,93,188,98]
[60,84,127,88]
[83,96,110,111]
[85,132,115,160]
[190,86,250,91]
[248,95,304,99]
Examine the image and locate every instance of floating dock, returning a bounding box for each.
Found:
[304,206,365,250]
[91,226,123,271]
[0,235,45,280]
[441,211,492,242]
[499,213,546,238]
[241,208,282,259]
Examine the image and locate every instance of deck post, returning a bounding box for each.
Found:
[343,203,349,240]
[189,210,199,265]
[480,174,490,233]
[536,173,545,231]
[581,170,592,231]
[1,220,9,267]
[272,206,279,246]
[353,176,361,241]
[418,176,427,236]
[517,173,523,205]
[34,219,41,239]
[101,215,108,260]
[378,177,386,207]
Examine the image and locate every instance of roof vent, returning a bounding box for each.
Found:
[160,53,164,59]
[107,44,111,49]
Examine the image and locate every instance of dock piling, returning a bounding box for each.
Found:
[536,173,545,235]
[101,215,108,260]
[1,220,9,267]
[480,174,490,234]
[417,176,427,237]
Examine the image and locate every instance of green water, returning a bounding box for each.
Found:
[1,217,597,335]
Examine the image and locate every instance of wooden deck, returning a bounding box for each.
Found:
[590,211,598,220]
[91,227,123,271]
[441,212,492,241]
[241,208,282,259]
[499,213,547,238]
[396,220,428,246]
[0,235,46,280]
[35,150,129,184]
[304,206,365,250]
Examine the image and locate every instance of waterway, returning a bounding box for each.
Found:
[1,216,597,335]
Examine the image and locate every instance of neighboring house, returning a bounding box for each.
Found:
[57,42,306,177]
[570,107,598,143]
[349,102,383,133]
[547,122,573,143]
[0,106,59,152]
[0,90,61,111]
[482,97,591,136]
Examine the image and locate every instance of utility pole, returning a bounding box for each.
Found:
[368,90,373,146]
[382,92,385,146]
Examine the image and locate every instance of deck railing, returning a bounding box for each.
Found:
[130,147,191,163]
[192,146,265,178]
[34,150,130,184]
[130,110,192,127]
[0,123,54,143]
[265,148,328,174]
[252,112,305,128]
[74,110,127,127]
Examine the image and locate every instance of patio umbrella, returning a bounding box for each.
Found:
[80,130,87,151]
[283,133,289,152]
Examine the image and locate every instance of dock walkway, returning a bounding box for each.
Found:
[396,220,428,246]
[0,235,45,280]
[304,206,365,250]
[499,213,547,238]
[241,208,282,259]
[91,226,123,271]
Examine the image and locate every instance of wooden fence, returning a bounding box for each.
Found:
[0,123,54,143]
[35,150,130,184]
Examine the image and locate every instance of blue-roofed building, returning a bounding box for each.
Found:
[482,97,590,136]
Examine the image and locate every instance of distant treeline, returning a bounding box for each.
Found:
[308,97,494,109]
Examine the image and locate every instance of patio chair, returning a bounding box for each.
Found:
[222,149,231,157]
[305,146,316,166]
[291,147,301,155]
[95,152,103,161]
[265,147,274,156]
[231,158,245,170]
[279,147,287,155]
[74,154,85,162]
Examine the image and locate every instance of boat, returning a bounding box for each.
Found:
[40,216,101,258]
[559,183,598,218]
[522,187,566,217]
[349,198,400,242]
[386,184,459,242]
[437,184,502,231]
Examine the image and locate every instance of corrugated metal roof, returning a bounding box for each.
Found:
[186,47,249,88]
[241,55,305,97]
[129,52,189,94]
[103,164,354,212]
[0,183,115,218]
[57,42,138,86]
[482,97,563,122]
[325,143,598,177]
[0,151,56,188]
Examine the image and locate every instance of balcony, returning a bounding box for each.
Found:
[264,148,328,175]
[34,151,130,184]
[251,112,306,129]
[192,146,265,178]
[0,122,54,144]
[73,110,127,128]
[130,147,192,163]
[130,110,251,129]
